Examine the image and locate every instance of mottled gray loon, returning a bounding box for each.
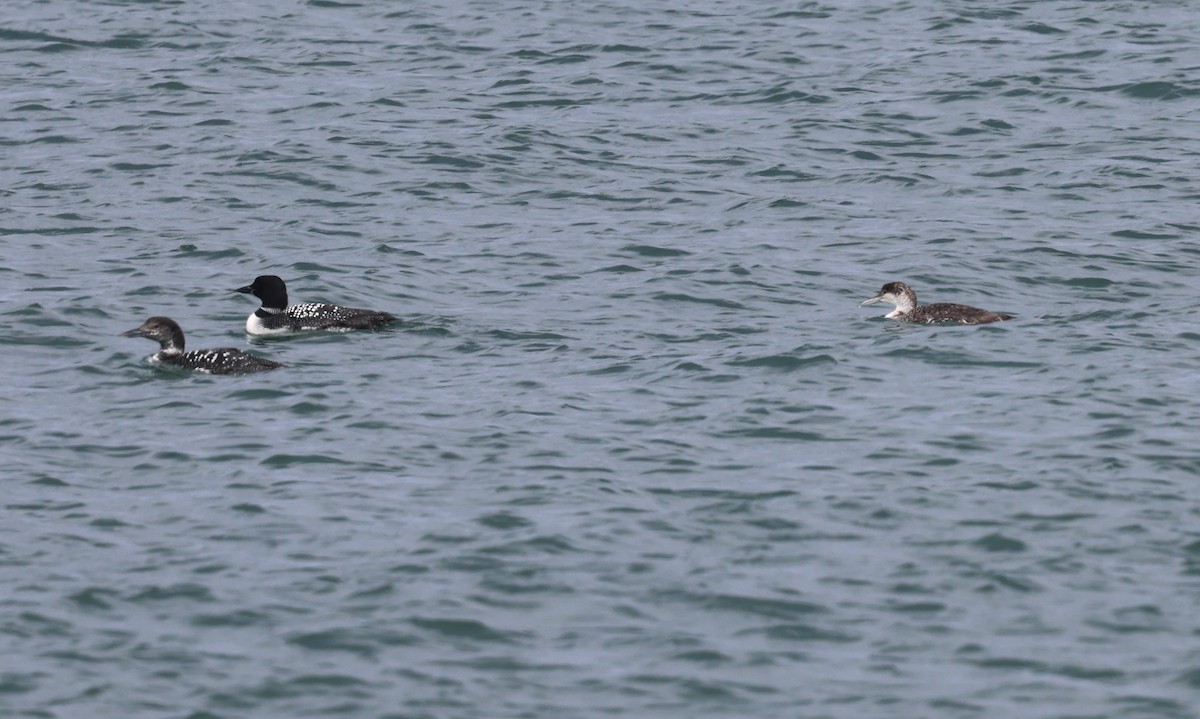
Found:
[860,281,1013,325]
[123,316,283,374]
[235,275,398,335]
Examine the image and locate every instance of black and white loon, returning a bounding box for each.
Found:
[234,275,398,336]
[122,316,283,374]
[860,281,1013,325]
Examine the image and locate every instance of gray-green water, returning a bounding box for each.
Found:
[4,2,1200,717]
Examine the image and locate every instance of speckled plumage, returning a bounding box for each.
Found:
[122,317,284,374]
[235,275,398,335]
[860,281,1013,325]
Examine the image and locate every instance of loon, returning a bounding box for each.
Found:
[122,317,283,374]
[860,281,1013,325]
[234,275,398,336]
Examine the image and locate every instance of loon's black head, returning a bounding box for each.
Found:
[235,275,289,310]
[122,316,185,353]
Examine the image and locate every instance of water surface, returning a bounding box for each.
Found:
[3,2,1200,717]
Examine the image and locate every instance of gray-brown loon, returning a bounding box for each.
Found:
[860,282,1013,325]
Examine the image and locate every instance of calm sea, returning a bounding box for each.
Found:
[3,1,1200,717]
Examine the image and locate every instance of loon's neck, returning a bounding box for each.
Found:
[256,307,285,317]
[159,329,186,353]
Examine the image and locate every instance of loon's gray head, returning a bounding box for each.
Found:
[235,275,289,311]
[860,281,917,314]
[122,316,185,353]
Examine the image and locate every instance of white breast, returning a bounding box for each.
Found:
[245,313,291,336]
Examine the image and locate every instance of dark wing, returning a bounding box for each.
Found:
[290,303,398,331]
[176,348,284,374]
[919,303,1013,325]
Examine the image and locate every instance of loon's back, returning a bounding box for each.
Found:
[908,303,1013,325]
[162,348,284,374]
[247,303,398,334]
